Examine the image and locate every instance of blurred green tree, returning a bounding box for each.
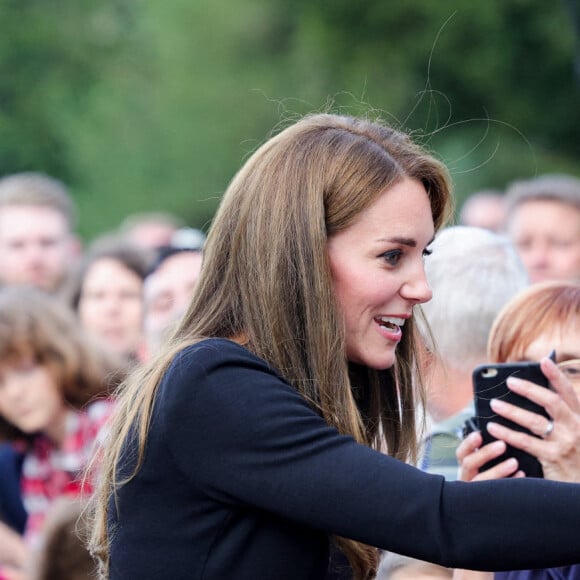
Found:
[0,0,578,238]
[0,0,124,180]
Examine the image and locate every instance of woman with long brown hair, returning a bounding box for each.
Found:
[90,114,580,580]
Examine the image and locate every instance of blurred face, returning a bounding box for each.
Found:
[461,196,507,233]
[78,258,144,358]
[143,251,203,351]
[524,325,580,397]
[0,206,76,292]
[508,200,580,283]
[0,360,67,444]
[127,222,177,250]
[327,177,434,370]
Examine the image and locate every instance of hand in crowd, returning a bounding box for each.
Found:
[0,522,28,579]
[457,358,580,483]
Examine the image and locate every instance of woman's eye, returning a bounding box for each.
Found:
[381,250,402,266]
[563,365,580,377]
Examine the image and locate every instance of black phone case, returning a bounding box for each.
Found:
[472,361,551,478]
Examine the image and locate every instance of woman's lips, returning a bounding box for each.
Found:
[375,316,404,342]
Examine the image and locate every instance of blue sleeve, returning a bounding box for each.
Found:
[0,443,27,534]
[157,340,580,572]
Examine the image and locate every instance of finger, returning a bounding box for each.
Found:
[541,357,580,412]
[461,439,506,473]
[486,420,547,458]
[471,456,520,481]
[505,375,562,419]
[490,397,555,439]
[456,431,483,463]
[456,433,485,482]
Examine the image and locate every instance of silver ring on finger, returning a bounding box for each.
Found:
[542,420,554,439]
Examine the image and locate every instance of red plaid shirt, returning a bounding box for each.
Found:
[20,398,114,549]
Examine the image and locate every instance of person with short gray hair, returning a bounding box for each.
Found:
[505,173,580,284]
[417,225,529,479]
[0,172,80,293]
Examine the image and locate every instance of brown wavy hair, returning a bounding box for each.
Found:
[89,113,453,579]
[0,287,126,441]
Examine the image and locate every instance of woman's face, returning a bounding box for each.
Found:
[523,325,580,397]
[327,177,434,370]
[0,360,67,443]
[78,258,144,358]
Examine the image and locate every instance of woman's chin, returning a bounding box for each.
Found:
[347,350,396,370]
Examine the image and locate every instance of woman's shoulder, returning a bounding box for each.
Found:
[170,338,278,378]
[158,338,299,415]
[178,337,259,359]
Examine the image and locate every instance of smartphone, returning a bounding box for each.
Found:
[472,354,554,478]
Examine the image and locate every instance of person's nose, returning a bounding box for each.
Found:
[520,243,551,281]
[523,241,550,268]
[400,262,433,304]
[23,243,46,265]
[101,295,123,315]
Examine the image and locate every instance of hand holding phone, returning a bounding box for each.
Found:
[472,355,554,478]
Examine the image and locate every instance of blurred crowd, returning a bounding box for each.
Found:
[0,168,578,579]
[0,172,205,580]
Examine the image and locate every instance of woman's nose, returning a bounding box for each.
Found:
[400,264,433,304]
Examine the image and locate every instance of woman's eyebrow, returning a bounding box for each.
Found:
[556,351,580,361]
[376,235,436,248]
[377,237,417,247]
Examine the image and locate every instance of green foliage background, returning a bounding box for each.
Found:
[0,0,578,242]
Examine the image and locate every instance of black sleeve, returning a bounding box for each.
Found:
[157,341,580,572]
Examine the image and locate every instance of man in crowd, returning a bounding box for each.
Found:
[459,189,507,233]
[0,172,80,294]
[505,173,580,283]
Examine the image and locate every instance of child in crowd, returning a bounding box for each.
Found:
[0,287,124,579]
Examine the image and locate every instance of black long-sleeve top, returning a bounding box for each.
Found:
[109,339,580,579]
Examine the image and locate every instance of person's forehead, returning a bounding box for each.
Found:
[128,222,177,248]
[0,205,69,233]
[150,252,201,281]
[467,196,504,213]
[164,251,202,269]
[510,200,580,229]
[525,325,580,360]
[513,199,580,217]
[83,258,143,290]
[144,253,202,300]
